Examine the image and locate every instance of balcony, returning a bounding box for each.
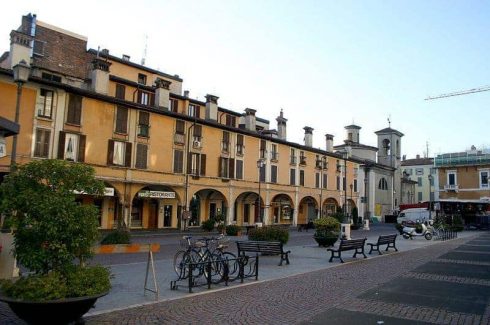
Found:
[444,184,459,192]
[299,157,307,165]
[173,133,185,145]
[290,156,297,165]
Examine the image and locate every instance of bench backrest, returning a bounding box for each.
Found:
[339,238,366,250]
[378,234,397,244]
[236,241,283,254]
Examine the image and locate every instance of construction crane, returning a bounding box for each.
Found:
[425,85,490,100]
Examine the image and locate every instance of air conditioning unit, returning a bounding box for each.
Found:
[193,140,201,147]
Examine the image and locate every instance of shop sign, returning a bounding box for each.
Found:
[73,187,114,196]
[138,190,175,199]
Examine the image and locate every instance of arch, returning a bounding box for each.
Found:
[378,178,388,190]
[325,197,339,216]
[270,194,294,224]
[298,196,318,224]
[382,138,391,155]
[131,185,181,229]
[188,188,228,227]
[234,191,262,225]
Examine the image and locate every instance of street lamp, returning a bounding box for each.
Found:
[342,152,348,219]
[11,60,30,169]
[428,174,433,220]
[349,183,353,218]
[319,156,326,217]
[257,159,265,224]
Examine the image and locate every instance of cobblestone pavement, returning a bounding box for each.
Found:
[2,232,489,324]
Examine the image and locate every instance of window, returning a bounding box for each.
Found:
[315,172,320,188]
[135,143,148,169]
[225,115,236,127]
[173,150,184,173]
[137,90,154,106]
[480,170,489,188]
[169,99,179,112]
[219,157,235,178]
[42,72,61,83]
[336,160,342,172]
[115,106,128,134]
[66,94,82,125]
[404,168,413,175]
[343,176,346,191]
[271,165,278,183]
[290,148,296,164]
[34,128,51,158]
[323,174,328,189]
[193,125,202,145]
[336,176,340,190]
[300,151,306,165]
[236,160,243,179]
[378,178,388,190]
[222,131,230,153]
[271,144,278,161]
[36,89,54,118]
[187,153,206,176]
[417,177,422,187]
[188,104,200,117]
[138,111,150,137]
[236,134,244,155]
[300,170,305,186]
[418,192,423,202]
[260,140,267,159]
[416,168,424,175]
[57,131,86,162]
[138,73,147,85]
[115,84,125,100]
[174,120,185,144]
[107,140,131,167]
[447,171,457,186]
[259,163,266,182]
[290,169,296,186]
[353,179,358,192]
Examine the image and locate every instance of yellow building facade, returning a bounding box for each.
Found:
[0,14,359,230]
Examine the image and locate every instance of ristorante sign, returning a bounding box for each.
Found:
[138,191,176,199]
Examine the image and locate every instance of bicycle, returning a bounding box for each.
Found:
[173,235,205,279]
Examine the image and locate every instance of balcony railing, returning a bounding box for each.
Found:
[435,152,490,167]
[174,133,185,145]
[299,157,307,165]
[290,156,297,165]
[444,184,459,192]
[271,151,279,161]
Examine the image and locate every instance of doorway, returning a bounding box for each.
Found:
[164,205,172,227]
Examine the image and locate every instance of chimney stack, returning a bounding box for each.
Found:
[9,14,35,69]
[276,109,287,140]
[326,134,334,152]
[154,78,171,109]
[205,94,219,121]
[304,126,314,147]
[244,108,257,131]
[90,58,112,95]
[184,90,190,98]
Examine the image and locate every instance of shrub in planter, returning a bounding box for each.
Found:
[201,218,215,231]
[313,216,341,247]
[225,224,241,236]
[248,226,289,244]
[101,229,131,245]
[0,160,111,323]
[450,214,465,232]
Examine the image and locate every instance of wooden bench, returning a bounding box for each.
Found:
[367,234,398,255]
[327,238,367,263]
[236,241,291,266]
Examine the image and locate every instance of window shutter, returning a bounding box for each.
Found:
[42,130,50,157]
[150,93,155,106]
[116,84,125,99]
[78,135,86,162]
[218,157,223,177]
[174,150,183,173]
[196,106,200,118]
[229,158,235,178]
[194,125,202,137]
[187,153,193,174]
[136,143,147,169]
[260,140,266,150]
[58,131,66,159]
[139,111,149,125]
[200,154,206,176]
[236,160,243,179]
[223,131,229,142]
[237,134,243,145]
[125,142,132,167]
[232,116,236,126]
[323,174,328,189]
[176,120,185,134]
[137,91,142,104]
[107,140,114,165]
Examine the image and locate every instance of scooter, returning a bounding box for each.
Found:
[402,220,433,240]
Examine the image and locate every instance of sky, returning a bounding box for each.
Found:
[1,1,489,158]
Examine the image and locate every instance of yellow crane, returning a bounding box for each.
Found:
[425,85,490,100]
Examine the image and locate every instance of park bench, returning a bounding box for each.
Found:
[367,234,398,255]
[327,238,367,263]
[236,241,291,266]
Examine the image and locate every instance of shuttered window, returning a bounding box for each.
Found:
[271,165,278,183]
[34,128,50,158]
[236,134,244,155]
[170,99,179,112]
[173,150,184,173]
[115,106,128,134]
[323,174,328,189]
[236,160,243,179]
[138,111,150,137]
[193,125,202,138]
[107,140,131,167]
[290,169,296,186]
[176,120,185,134]
[135,143,148,169]
[57,131,86,162]
[315,173,320,188]
[66,94,82,125]
[300,170,305,186]
[115,84,125,100]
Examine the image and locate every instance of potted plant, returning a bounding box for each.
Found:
[225,224,242,236]
[0,160,111,324]
[313,216,341,247]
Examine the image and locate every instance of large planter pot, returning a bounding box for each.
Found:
[313,233,339,247]
[0,291,107,325]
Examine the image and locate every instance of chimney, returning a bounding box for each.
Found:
[205,94,219,121]
[304,126,314,147]
[416,154,420,159]
[184,90,190,98]
[244,108,257,131]
[276,109,287,140]
[90,58,111,95]
[9,14,35,68]
[325,134,334,152]
[154,77,171,109]
[122,54,130,61]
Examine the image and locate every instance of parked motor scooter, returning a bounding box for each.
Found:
[402,220,433,240]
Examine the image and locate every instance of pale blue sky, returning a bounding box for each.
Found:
[2,1,489,158]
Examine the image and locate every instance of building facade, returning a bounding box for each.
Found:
[401,156,435,204]
[0,14,361,230]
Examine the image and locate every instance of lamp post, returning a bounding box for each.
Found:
[319,156,326,217]
[10,60,30,169]
[343,152,348,219]
[428,174,433,220]
[183,120,196,231]
[257,159,264,224]
[349,183,353,219]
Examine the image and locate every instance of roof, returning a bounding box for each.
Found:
[334,143,378,151]
[0,116,20,137]
[375,127,404,137]
[401,158,434,166]
[344,124,361,130]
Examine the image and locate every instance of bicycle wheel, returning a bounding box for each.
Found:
[173,250,188,277]
[220,252,239,281]
[203,253,226,284]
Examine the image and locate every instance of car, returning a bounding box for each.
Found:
[397,208,431,225]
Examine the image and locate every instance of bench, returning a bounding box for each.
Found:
[236,241,291,266]
[327,238,367,263]
[367,234,398,255]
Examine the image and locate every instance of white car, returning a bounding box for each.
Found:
[397,208,431,225]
